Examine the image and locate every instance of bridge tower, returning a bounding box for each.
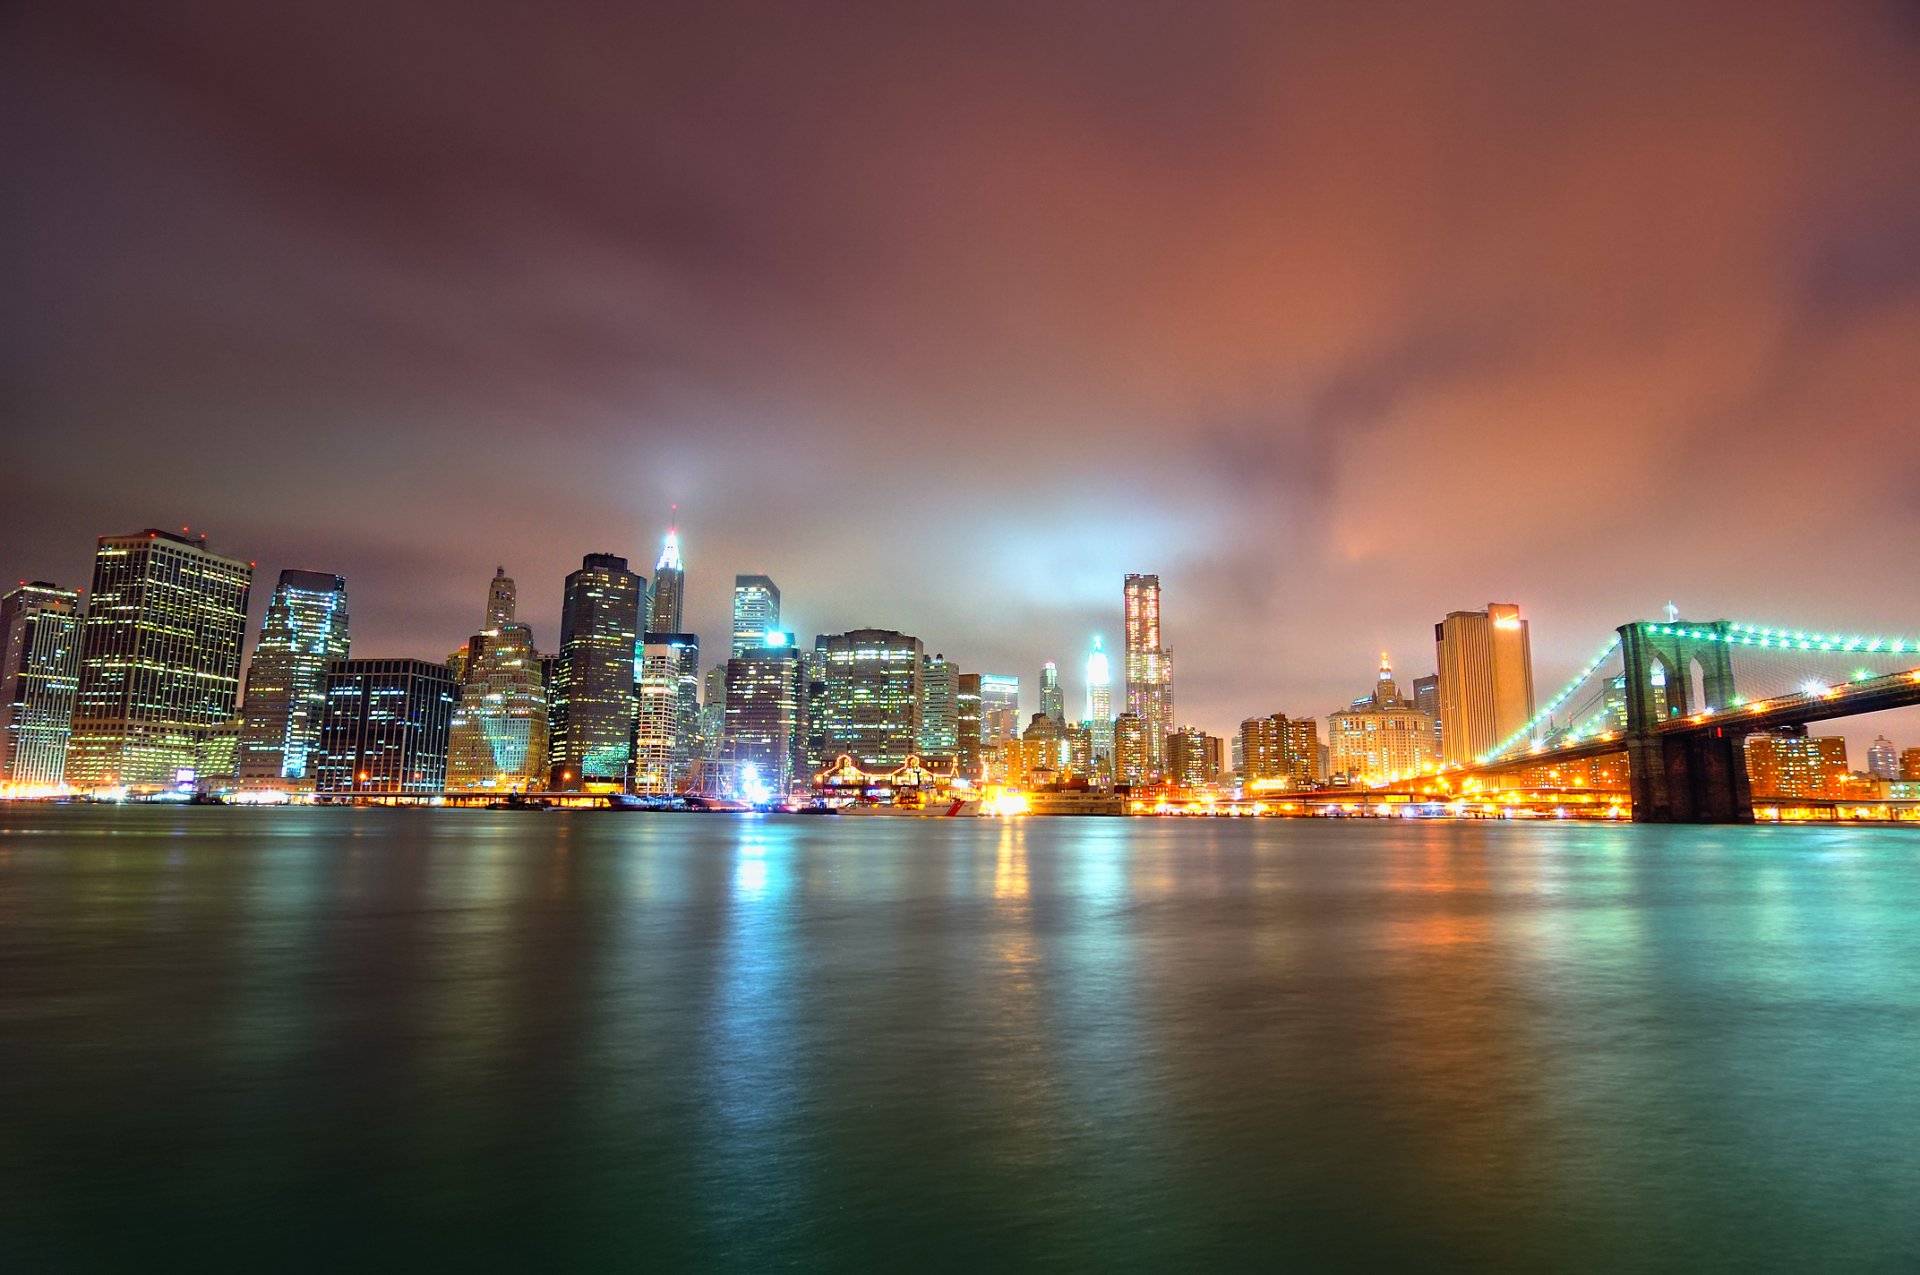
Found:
[1617,620,1753,823]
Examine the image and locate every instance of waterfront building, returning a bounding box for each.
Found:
[1901,747,1920,782]
[1744,729,1849,800]
[1113,712,1147,786]
[1866,735,1898,781]
[193,717,242,788]
[1435,603,1536,765]
[1239,713,1320,787]
[236,570,350,788]
[956,673,984,777]
[67,530,254,789]
[919,652,960,764]
[1327,656,1439,785]
[0,582,82,787]
[646,528,685,635]
[1040,661,1065,725]
[731,575,781,658]
[815,628,924,769]
[446,569,548,791]
[314,659,457,796]
[1412,673,1443,756]
[550,554,643,788]
[725,635,807,796]
[1063,723,1094,778]
[981,674,1021,748]
[1085,635,1114,760]
[1167,726,1224,789]
[1123,574,1174,777]
[634,632,700,793]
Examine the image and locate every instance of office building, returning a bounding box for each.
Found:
[1327,657,1439,785]
[956,672,984,777]
[981,674,1021,747]
[1167,726,1224,788]
[815,628,924,769]
[646,527,685,635]
[1124,574,1174,777]
[725,635,807,796]
[0,582,82,787]
[1866,735,1898,781]
[447,568,548,790]
[314,659,457,795]
[1435,603,1536,766]
[919,652,960,763]
[731,575,781,658]
[1040,661,1064,725]
[1411,673,1442,755]
[1085,635,1114,760]
[67,530,254,789]
[236,570,350,787]
[550,554,643,788]
[634,632,700,793]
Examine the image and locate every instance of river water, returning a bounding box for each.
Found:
[2,808,1916,1270]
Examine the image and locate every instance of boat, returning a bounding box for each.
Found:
[841,796,982,817]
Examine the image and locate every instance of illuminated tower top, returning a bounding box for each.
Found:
[486,567,516,631]
[648,526,686,635]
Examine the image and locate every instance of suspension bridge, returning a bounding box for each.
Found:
[1396,617,1920,823]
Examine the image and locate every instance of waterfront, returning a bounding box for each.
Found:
[3,808,1917,1270]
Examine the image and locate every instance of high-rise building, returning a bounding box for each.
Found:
[1744,729,1850,800]
[1900,748,1920,782]
[725,635,807,796]
[550,554,643,788]
[919,652,960,763]
[634,632,700,793]
[1239,714,1321,787]
[1866,735,1898,781]
[1328,656,1439,785]
[1085,635,1114,760]
[1166,726,1224,789]
[236,570,350,787]
[816,629,925,769]
[1411,673,1442,755]
[0,582,82,788]
[1435,604,1536,766]
[731,575,781,658]
[647,527,685,635]
[314,659,457,796]
[67,530,254,789]
[1123,574,1174,778]
[1113,712,1148,787]
[1039,661,1065,725]
[447,569,549,791]
[980,674,1020,747]
[956,673,984,777]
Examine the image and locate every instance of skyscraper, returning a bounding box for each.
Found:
[1085,635,1113,760]
[447,568,548,791]
[0,582,82,788]
[647,527,685,635]
[919,652,960,763]
[956,673,984,777]
[1411,673,1443,756]
[1239,713,1320,787]
[237,569,350,787]
[1435,603,1536,766]
[980,674,1020,748]
[67,530,254,789]
[550,553,643,788]
[732,575,781,658]
[1866,735,1898,781]
[725,635,807,796]
[1124,574,1174,777]
[1039,661,1065,725]
[1113,712,1148,787]
[634,632,700,792]
[1328,656,1439,784]
[816,628,925,769]
[1166,726,1224,788]
[314,659,457,796]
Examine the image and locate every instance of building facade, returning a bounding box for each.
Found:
[446,569,549,791]
[1123,574,1174,778]
[646,528,685,635]
[314,659,457,795]
[237,569,351,788]
[1327,658,1439,785]
[919,652,960,764]
[550,554,643,788]
[731,574,781,658]
[634,632,701,793]
[1435,603,1536,765]
[1085,635,1114,761]
[0,582,82,787]
[815,628,925,769]
[1039,661,1064,725]
[725,638,807,796]
[980,674,1020,748]
[1239,713,1319,787]
[67,530,254,789]
[1865,735,1898,781]
[1166,726,1224,788]
[1744,730,1850,800]
[1112,712,1148,787]
[956,672,984,777]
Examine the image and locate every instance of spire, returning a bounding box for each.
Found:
[657,528,682,573]
[1379,651,1392,679]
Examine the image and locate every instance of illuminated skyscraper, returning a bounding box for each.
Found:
[956,673,984,777]
[550,554,643,788]
[1239,713,1320,787]
[725,635,807,796]
[447,568,548,791]
[919,652,960,763]
[980,674,1020,748]
[1866,735,1898,781]
[1166,726,1224,788]
[314,659,457,796]
[237,570,350,787]
[67,530,254,789]
[634,632,700,792]
[1123,574,1174,777]
[1039,661,1064,725]
[1113,712,1148,786]
[1085,635,1113,760]
[1327,656,1438,785]
[816,628,925,769]
[0,582,82,787]
[732,575,781,658]
[1435,603,1536,766]
[647,527,685,635]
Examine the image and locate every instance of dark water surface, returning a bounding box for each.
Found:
[2,808,1917,1270]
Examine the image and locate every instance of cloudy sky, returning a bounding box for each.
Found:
[5,1,1918,745]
